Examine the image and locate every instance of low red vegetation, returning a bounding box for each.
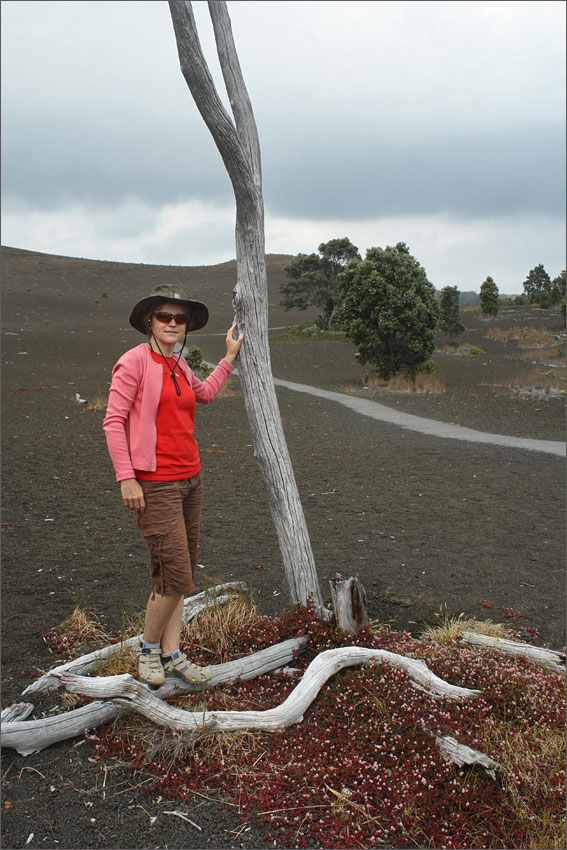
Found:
[84,605,566,849]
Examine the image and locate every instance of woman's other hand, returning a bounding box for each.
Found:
[224,324,244,363]
[120,478,145,512]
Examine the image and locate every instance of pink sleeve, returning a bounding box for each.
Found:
[190,358,234,403]
[102,357,140,481]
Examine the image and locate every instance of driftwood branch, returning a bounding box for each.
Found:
[1,703,35,724]
[23,583,247,696]
[460,632,566,675]
[1,637,308,756]
[435,735,502,779]
[55,647,478,736]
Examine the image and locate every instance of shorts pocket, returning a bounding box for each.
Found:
[141,525,174,597]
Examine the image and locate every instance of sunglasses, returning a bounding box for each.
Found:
[152,311,189,325]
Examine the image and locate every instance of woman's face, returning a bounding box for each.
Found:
[148,302,189,351]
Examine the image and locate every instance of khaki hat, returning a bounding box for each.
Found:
[129,284,209,333]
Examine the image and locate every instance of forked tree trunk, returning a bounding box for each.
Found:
[167,0,324,612]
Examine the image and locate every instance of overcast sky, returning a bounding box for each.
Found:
[1,0,565,292]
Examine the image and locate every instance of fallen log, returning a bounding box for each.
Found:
[460,632,566,675]
[435,735,502,779]
[1,703,34,724]
[329,574,368,633]
[1,637,307,756]
[56,647,479,735]
[23,582,247,696]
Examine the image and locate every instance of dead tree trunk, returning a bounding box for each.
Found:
[167,0,324,612]
[330,574,369,634]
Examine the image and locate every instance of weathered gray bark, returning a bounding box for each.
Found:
[167,0,324,611]
[434,735,502,778]
[1,637,308,756]
[460,632,566,675]
[330,574,369,633]
[57,647,479,733]
[23,583,247,696]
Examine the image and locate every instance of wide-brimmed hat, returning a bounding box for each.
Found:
[129,284,209,333]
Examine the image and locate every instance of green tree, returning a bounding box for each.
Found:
[336,242,438,380]
[438,286,464,341]
[480,276,500,317]
[551,269,566,303]
[523,264,553,306]
[280,237,361,329]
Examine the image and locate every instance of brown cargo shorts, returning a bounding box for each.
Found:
[136,473,203,598]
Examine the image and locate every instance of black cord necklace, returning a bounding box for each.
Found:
[150,331,188,397]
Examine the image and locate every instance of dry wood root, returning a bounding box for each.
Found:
[460,631,566,675]
[23,582,247,696]
[1,637,307,756]
[55,646,478,735]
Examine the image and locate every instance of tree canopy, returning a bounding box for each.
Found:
[480,276,500,317]
[438,285,464,341]
[280,237,361,329]
[523,264,555,307]
[336,242,438,380]
[551,269,566,302]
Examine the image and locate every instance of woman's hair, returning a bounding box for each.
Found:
[142,306,155,336]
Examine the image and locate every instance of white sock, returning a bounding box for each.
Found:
[140,639,161,651]
[162,649,182,661]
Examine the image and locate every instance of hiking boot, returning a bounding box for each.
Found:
[136,645,165,687]
[162,651,212,685]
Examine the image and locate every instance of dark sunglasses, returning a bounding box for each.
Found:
[152,311,189,325]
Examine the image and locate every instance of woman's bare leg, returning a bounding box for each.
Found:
[142,592,183,650]
[158,596,184,654]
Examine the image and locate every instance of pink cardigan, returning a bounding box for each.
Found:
[103,343,234,482]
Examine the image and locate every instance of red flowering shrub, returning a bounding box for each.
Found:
[83,605,565,849]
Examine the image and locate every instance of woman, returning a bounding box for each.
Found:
[103,284,243,687]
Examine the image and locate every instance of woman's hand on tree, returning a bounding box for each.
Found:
[224,324,244,363]
[120,478,145,513]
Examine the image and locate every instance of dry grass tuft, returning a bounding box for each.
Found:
[122,714,265,778]
[422,607,508,644]
[485,326,561,348]
[63,603,108,645]
[186,594,259,664]
[519,346,565,365]
[481,367,565,396]
[366,370,446,394]
[481,718,566,850]
[96,645,138,678]
[436,343,485,356]
[194,727,266,769]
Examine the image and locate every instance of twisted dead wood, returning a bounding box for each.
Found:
[57,647,479,735]
[1,637,307,756]
[23,583,247,696]
[1,704,34,724]
[435,735,502,778]
[460,632,566,675]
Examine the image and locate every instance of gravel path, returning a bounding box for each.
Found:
[272,376,566,457]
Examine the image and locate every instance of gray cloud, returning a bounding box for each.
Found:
[1,0,565,287]
[3,94,563,223]
[263,123,565,221]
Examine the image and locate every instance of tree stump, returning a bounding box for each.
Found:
[330,574,369,633]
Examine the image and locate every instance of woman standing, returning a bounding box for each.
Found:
[103,284,243,687]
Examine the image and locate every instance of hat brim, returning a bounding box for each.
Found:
[129,295,209,333]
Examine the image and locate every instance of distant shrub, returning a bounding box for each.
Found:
[184,345,212,378]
